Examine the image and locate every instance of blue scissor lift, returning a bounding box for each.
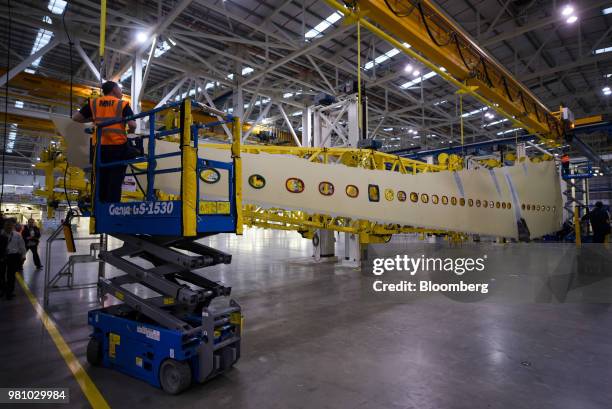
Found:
[85,99,244,394]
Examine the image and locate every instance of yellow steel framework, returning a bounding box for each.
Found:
[202,143,445,174]
[325,0,568,144]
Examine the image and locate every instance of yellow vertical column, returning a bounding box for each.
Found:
[232,118,243,235]
[573,207,581,247]
[181,99,197,237]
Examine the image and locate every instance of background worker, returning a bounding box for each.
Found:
[22,218,42,270]
[72,81,136,202]
[582,201,611,243]
[0,218,26,300]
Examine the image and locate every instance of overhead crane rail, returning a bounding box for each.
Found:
[325,0,569,143]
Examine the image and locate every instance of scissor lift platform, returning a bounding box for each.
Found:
[85,99,244,394]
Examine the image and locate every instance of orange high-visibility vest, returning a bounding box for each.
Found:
[89,96,128,145]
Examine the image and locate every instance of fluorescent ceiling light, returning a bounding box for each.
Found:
[484,118,509,127]
[24,69,36,74]
[227,66,254,80]
[603,7,612,14]
[594,46,612,54]
[363,44,410,71]
[566,15,578,23]
[42,16,52,24]
[383,127,393,131]
[496,128,520,135]
[461,107,488,118]
[400,71,437,89]
[121,59,148,82]
[305,12,342,39]
[561,5,574,16]
[15,101,24,108]
[7,130,16,153]
[154,39,176,58]
[174,83,215,101]
[136,32,148,43]
[364,43,411,71]
[47,0,67,15]
[30,28,54,68]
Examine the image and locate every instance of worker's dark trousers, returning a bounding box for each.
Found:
[98,143,128,203]
[592,231,607,244]
[27,245,42,268]
[0,254,21,296]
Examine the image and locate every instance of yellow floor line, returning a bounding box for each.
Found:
[16,273,111,409]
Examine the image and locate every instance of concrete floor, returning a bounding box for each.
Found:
[1,223,611,409]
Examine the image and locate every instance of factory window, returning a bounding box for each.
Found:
[319,182,334,196]
[248,174,266,189]
[286,178,305,193]
[346,185,359,198]
[384,189,395,201]
[368,184,380,202]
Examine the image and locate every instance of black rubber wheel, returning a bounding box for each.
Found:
[86,338,102,366]
[159,359,192,395]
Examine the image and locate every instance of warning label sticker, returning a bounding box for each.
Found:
[137,326,161,341]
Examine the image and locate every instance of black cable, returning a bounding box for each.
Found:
[417,2,453,47]
[62,9,74,210]
[1,0,12,210]
[455,34,477,72]
[480,57,493,88]
[382,0,416,18]
[501,76,513,102]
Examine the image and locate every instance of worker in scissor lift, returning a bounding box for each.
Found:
[561,153,570,176]
[73,81,137,203]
